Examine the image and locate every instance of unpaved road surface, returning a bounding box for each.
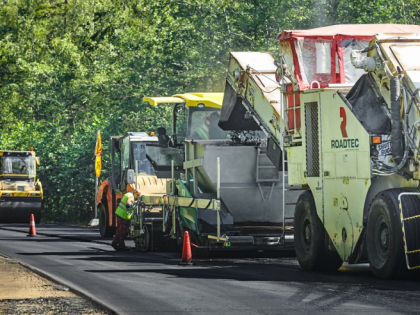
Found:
[0,255,112,314]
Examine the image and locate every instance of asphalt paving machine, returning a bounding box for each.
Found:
[222,24,420,278]
[143,90,303,252]
[96,93,224,251]
[95,131,169,251]
[0,149,43,223]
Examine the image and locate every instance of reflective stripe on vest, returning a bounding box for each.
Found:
[195,124,209,140]
[115,193,134,220]
[119,201,132,214]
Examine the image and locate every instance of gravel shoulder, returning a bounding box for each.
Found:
[0,254,112,314]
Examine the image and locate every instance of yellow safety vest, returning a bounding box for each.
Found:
[195,123,209,140]
[115,192,135,220]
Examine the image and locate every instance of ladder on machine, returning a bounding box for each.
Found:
[281,144,296,247]
[256,148,280,202]
[255,146,295,248]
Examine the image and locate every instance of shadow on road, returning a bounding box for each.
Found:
[0,238,82,243]
[79,259,420,312]
[0,223,99,230]
[16,246,415,289]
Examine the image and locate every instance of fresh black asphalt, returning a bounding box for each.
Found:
[1,224,420,314]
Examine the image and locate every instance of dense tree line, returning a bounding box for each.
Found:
[1,0,420,223]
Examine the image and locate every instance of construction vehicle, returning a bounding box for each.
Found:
[143,89,303,251]
[221,24,420,278]
[95,132,169,251]
[0,149,43,223]
[96,93,224,250]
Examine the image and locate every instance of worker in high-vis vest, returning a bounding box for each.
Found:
[112,188,141,251]
[192,111,220,140]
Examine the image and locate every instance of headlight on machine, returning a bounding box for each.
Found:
[31,193,39,196]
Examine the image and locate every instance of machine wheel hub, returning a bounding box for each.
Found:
[304,219,311,245]
[380,224,389,249]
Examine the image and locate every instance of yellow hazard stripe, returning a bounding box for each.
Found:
[207,235,227,241]
[409,265,420,270]
[407,249,420,255]
[402,214,420,222]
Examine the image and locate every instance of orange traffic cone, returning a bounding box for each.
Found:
[179,231,193,265]
[27,214,37,237]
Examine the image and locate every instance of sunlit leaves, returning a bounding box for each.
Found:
[1,0,420,222]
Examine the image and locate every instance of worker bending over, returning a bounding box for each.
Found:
[112,188,141,251]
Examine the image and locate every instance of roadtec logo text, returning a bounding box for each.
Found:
[331,107,359,149]
[331,139,359,149]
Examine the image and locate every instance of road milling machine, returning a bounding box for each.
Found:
[222,24,420,278]
[0,149,43,223]
[143,90,303,252]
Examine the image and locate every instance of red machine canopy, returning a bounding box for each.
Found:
[277,24,420,40]
[277,24,420,89]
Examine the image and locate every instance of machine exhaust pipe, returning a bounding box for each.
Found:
[390,77,404,164]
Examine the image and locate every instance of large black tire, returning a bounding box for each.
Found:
[98,204,116,238]
[366,189,420,279]
[294,191,342,271]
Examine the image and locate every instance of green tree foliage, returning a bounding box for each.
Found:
[1,0,420,223]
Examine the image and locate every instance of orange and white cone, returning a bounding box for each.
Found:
[179,231,193,265]
[27,214,37,237]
